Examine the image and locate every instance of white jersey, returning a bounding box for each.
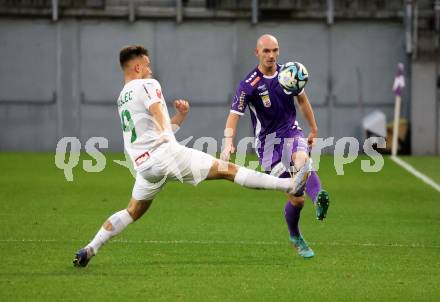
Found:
[117,78,175,170]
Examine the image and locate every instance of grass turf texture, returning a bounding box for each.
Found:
[0,153,439,301]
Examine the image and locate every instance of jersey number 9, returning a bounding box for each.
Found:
[121,109,137,143]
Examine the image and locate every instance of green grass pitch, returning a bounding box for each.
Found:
[0,153,439,301]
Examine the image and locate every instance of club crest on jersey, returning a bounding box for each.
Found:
[259,91,271,107]
[156,89,162,99]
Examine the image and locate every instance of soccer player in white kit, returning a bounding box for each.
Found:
[73,45,312,267]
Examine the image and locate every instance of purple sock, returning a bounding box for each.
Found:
[284,201,303,237]
[305,171,321,204]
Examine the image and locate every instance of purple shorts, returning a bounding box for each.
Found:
[257,128,309,178]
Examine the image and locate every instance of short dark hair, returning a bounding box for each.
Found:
[119,45,149,68]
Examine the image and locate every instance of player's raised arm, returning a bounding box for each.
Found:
[296,91,318,145]
[222,81,249,161]
[148,101,174,149]
[221,112,241,161]
[170,99,190,129]
[149,102,169,134]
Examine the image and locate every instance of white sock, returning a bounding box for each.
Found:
[87,209,134,254]
[234,167,292,192]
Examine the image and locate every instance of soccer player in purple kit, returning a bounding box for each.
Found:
[221,34,330,258]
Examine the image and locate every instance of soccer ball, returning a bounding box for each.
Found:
[278,62,309,92]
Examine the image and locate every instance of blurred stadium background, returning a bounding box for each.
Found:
[0,0,438,155]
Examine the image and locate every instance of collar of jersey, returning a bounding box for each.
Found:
[255,64,280,79]
[262,71,278,79]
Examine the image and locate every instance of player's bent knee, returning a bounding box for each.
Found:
[103,220,113,231]
[287,194,305,207]
[292,151,309,161]
[292,151,309,170]
[206,159,237,181]
[224,162,238,180]
[127,198,153,221]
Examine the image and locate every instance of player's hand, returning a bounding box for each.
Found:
[174,99,190,115]
[307,128,318,146]
[221,143,236,161]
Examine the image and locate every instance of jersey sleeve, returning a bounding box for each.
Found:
[139,79,163,110]
[230,82,249,116]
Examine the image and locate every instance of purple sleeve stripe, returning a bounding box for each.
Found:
[230,110,244,116]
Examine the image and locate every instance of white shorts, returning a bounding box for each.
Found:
[131,142,215,201]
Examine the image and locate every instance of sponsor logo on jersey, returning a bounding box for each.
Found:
[232,95,238,108]
[257,84,267,91]
[134,151,150,166]
[259,90,271,107]
[250,76,261,87]
[238,91,246,111]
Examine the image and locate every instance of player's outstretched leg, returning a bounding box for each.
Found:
[304,171,330,220]
[73,198,152,267]
[206,158,312,195]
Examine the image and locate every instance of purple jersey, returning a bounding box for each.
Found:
[231,65,308,170]
[231,65,306,170]
[231,64,304,140]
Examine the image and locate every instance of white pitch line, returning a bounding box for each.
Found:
[390,156,440,192]
[0,239,439,249]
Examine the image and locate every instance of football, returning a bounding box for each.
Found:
[278,61,309,92]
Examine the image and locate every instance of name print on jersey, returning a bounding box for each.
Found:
[117,90,133,108]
